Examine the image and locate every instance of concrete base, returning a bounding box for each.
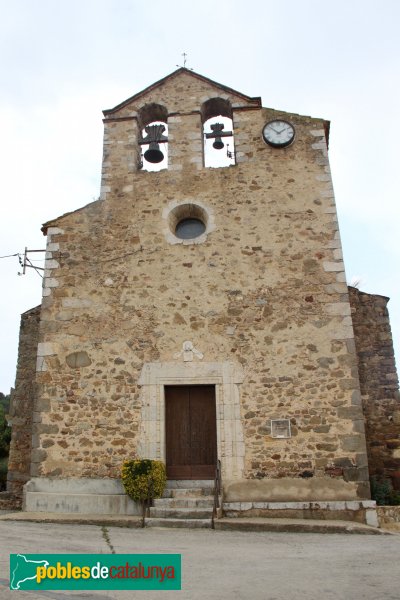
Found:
[223,500,378,527]
[23,477,141,515]
[0,511,385,534]
[223,477,367,502]
[0,511,143,527]
[214,518,385,535]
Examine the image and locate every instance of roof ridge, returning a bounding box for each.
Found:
[103,68,261,116]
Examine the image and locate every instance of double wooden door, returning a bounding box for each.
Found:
[165,385,217,479]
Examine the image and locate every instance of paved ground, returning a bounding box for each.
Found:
[0,520,399,599]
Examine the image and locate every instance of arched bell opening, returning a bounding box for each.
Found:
[201,98,235,168]
[138,103,169,172]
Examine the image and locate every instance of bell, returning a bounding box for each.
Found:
[212,137,224,150]
[144,141,164,163]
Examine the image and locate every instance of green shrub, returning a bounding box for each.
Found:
[0,456,8,491]
[370,477,390,505]
[121,459,166,503]
[388,490,400,506]
[0,405,11,458]
[370,476,400,506]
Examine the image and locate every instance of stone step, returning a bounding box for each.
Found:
[145,517,212,529]
[166,480,214,489]
[163,487,214,498]
[213,518,387,535]
[153,497,214,509]
[149,507,213,519]
[222,500,378,526]
[0,511,143,528]
[150,481,216,528]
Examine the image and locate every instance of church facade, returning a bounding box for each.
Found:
[5,69,400,515]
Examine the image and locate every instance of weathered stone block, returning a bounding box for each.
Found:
[62,298,92,309]
[37,342,55,357]
[337,406,363,420]
[31,449,47,463]
[340,435,366,453]
[351,390,362,405]
[352,419,366,434]
[34,424,59,434]
[326,303,351,316]
[66,351,92,368]
[323,261,344,272]
[343,466,369,482]
[35,398,51,412]
[356,482,371,499]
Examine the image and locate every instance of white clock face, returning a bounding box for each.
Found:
[262,120,295,148]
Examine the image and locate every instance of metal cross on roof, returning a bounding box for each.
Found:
[176,52,193,70]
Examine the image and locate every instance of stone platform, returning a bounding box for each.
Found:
[23,477,141,515]
[223,500,379,526]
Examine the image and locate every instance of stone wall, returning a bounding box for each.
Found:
[26,70,370,500]
[0,492,21,510]
[7,306,41,498]
[377,505,400,529]
[349,287,400,487]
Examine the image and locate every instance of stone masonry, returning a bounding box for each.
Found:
[6,306,41,500]
[8,68,398,511]
[349,287,400,488]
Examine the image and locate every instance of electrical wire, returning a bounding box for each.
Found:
[25,256,43,278]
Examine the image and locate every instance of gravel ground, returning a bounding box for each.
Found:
[1,520,399,599]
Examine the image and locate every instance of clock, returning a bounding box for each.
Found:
[262,120,295,148]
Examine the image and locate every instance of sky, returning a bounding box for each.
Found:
[0,0,399,393]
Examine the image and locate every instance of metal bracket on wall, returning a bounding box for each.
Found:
[18,247,46,278]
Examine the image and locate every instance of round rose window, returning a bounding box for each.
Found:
[175,218,206,240]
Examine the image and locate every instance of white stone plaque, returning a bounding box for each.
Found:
[270,419,291,439]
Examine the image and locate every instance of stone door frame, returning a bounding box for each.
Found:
[137,361,245,480]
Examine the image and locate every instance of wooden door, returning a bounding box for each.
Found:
[165,385,217,479]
